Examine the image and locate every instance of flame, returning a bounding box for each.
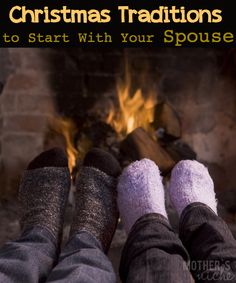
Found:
[49,117,78,173]
[106,72,157,137]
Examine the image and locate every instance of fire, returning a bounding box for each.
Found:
[49,117,78,173]
[106,73,157,138]
[48,65,157,173]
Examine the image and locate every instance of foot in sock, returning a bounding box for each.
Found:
[169,160,217,216]
[19,147,71,245]
[117,159,168,234]
[70,148,121,253]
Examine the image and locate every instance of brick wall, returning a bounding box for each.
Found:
[0,49,57,197]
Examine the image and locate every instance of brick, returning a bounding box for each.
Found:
[0,104,2,116]
[55,49,123,75]
[0,118,3,135]
[9,48,51,71]
[1,93,17,113]
[56,90,94,121]
[0,154,3,171]
[23,49,50,70]
[0,49,13,81]
[52,73,84,93]
[16,95,56,114]
[81,48,122,56]
[76,54,122,75]
[8,49,23,69]
[85,75,116,96]
[6,73,40,91]
[2,133,43,170]
[1,132,44,196]
[24,89,55,97]
[46,49,67,72]
[3,115,48,133]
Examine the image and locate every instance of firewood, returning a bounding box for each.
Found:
[120,127,175,173]
[153,102,181,139]
[164,140,197,162]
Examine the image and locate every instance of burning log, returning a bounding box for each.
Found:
[121,127,175,174]
[153,102,181,139]
[164,140,197,162]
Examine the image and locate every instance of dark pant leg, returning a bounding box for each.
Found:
[0,227,58,283]
[46,231,116,283]
[180,203,236,282]
[119,213,194,283]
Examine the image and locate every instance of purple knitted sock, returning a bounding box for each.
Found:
[117,159,167,234]
[169,160,217,216]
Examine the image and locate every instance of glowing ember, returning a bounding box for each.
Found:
[106,72,157,138]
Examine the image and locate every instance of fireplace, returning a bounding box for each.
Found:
[0,48,236,271]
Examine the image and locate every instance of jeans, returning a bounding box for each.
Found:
[120,203,236,283]
[0,203,235,283]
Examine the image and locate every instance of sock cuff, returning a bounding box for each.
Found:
[83,148,121,177]
[27,147,68,170]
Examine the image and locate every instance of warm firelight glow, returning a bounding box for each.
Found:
[49,66,158,173]
[49,117,78,173]
[106,74,157,138]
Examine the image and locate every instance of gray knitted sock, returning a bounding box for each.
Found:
[169,160,217,216]
[117,159,168,234]
[19,148,71,244]
[70,148,121,253]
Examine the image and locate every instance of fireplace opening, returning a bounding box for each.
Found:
[46,52,197,178]
[0,48,236,277]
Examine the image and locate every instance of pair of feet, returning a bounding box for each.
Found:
[19,147,217,254]
[119,158,217,233]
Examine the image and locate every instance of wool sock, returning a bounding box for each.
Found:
[169,160,217,216]
[19,147,71,245]
[70,148,121,253]
[117,159,168,234]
